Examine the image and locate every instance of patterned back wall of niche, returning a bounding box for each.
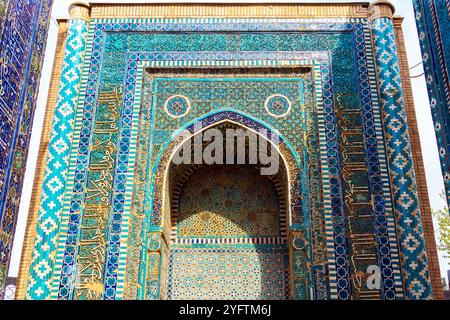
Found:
[0,0,53,296]
[167,164,289,300]
[25,15,421,301]
[176,165,282,239]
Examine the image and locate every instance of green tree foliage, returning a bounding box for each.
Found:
[432,192,450,264]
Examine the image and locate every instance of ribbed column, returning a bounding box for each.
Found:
[25,1,90,300]
[369,0,432,300]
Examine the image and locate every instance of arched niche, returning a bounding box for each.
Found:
[138,111,313,300]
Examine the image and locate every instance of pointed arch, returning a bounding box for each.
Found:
[138,110,314,300]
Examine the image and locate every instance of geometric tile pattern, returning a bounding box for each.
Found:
[24,17,410,300]
[372,16,433,300]
[127,65,311,300]
[0,0,53,295]
[133,63,316,301]
[167,247,289,300]
[177,165,281,239]
[158,78,302,120]
[413,0,450,208]
[25,17,88,300]
[164,95,190,118]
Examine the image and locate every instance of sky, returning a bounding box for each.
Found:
[8,0,450,284]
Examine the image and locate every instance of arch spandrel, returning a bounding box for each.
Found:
[131,110,314,300]
[121,66,327,301]
[147,112,304,228]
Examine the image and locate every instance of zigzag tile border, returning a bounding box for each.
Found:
[413,0,450,208]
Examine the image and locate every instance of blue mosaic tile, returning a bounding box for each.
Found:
[0,0,53,295]
[413,0,450,208]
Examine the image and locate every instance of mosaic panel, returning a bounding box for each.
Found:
[0,0,53,295]
[156,78,302,118]
[26,18,405,301]
[123,66,317,300]
[149,76,304,169]
[167,247,289,300]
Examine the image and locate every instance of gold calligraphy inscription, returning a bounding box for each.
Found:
[74,88,121,300]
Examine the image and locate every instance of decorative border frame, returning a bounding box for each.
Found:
[56,56,332,301]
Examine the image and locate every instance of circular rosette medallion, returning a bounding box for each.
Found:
[164,95,191,118]
[265,94,292,118]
